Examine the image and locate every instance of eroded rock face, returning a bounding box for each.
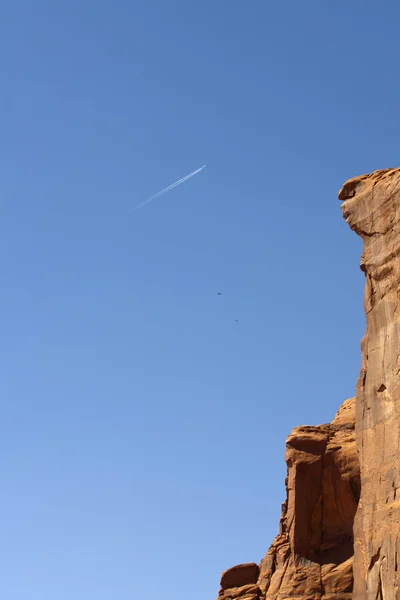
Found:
[339,168,400,599]
[217,398,360,600]
[217,168,400,599]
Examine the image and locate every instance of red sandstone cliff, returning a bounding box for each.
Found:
[216,168,400,599]
[217,398,360,600]
[339,168,400,599]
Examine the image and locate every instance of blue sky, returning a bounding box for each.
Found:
[1,1,399,598]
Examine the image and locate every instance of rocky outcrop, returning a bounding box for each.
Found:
[217,398,360,600]
[339,168,400,599]
[216,167,400,599]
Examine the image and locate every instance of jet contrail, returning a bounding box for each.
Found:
[130,165,206,212]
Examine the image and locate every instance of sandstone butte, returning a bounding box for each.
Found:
[215,168,400,600]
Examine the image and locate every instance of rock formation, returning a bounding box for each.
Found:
[339,168,400,599]
[216,168,400,599]
[217,398,360,600]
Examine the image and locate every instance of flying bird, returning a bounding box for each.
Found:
[217,292,222,296]
[129,165,206,212]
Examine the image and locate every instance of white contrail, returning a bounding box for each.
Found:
[130,165,206,212]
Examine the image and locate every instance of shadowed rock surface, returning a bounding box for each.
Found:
[217,398,360,600]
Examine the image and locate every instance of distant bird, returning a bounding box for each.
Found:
[234,320,239,323]
[217,292,222,296]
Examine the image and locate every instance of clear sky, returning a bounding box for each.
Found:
[1,2,399,599]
